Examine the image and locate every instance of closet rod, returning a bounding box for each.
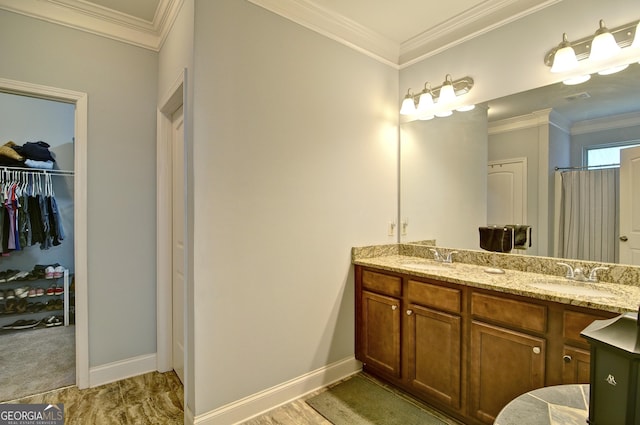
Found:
[554,163,619,171]
[0,166,74,176]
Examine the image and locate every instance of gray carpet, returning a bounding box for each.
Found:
[306,375,449,425]
[0,325,75,402]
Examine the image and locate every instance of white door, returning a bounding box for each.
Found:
[487,159,527,226]
[620,145,640,265]
[171,105,185,383]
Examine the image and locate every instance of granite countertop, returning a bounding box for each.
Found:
[354,254,640,314]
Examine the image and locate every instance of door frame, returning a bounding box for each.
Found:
[156,69,187,374]
[0,77,89,389]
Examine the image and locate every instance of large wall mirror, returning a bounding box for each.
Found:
[400,62,640,266]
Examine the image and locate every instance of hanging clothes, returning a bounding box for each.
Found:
[0,170,67,253]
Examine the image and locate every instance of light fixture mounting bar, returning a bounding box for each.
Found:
[425,76,474,99]
[544,20,639,66]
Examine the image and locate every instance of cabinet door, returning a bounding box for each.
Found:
[562,346,591,384]
[406,304,461,409]
[361,290,401,378]
[469,321,546,424]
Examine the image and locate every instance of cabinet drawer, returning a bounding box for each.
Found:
[563,310,606,346]
[362,270,401,297]
[408,279,461,313]
[471,292,547,333]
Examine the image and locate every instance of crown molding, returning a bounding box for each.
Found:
[399,0,561,67]
[249,0,560,68]
[247,0,400,67]
[571,110,640,136]
[488,108,554,135]
[0,0,182,51]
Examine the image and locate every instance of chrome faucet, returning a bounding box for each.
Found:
[557,263,609,282]
[588,266,609,282]
[431,248,457,264]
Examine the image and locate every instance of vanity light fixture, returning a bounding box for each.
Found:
[437,75,456,104]
[550,33,579,73]
[544,18,640,84]
[400,89,417,115]
[417,83,434,112]
[399,75,474,118]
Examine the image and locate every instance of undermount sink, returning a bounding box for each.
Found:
[401,262,451,272]
[527,281,615,298]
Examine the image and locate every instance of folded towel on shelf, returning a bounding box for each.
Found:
[479,226,514,253]
[505,225,532,249]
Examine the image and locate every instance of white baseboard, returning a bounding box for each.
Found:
[89,353,157,387]
[194,356,362,425]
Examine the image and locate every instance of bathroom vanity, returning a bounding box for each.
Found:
[353,244,640,425]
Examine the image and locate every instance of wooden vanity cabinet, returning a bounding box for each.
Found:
[560,309,613,384]
[469,292,547,424]
[356,268,402,380]
[405,279,463,410]
[354,265,617,425]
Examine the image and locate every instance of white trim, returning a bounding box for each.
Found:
[0,0,183,51]
[89,353,157,387]
[157,70,185,371]
[248,0,559,67]
[157,70,188,424]
[399,0,561,67]
[571,110,640,136]
[0,77,89,390]
[194,356,362,425]
[489,108,553,135]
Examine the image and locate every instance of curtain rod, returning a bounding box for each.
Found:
[554,163,619,171]
[0,166,74,176]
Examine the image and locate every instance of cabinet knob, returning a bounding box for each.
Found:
[563,355,572,363]
[406,309,413,316]
[532,346,541,354]
[620,236,628,242]
[391,305,397,311]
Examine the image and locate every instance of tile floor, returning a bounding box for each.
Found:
[3,371,462,424]
[4,371,183,424]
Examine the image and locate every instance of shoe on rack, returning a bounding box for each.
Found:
[46,285,56,296]
[53,266,64,279]
[45,266,55,279]
[6,319,41,330]
[14,287,30,299]
[36,288,45,297]
[15,299,27,313]
[5,289,15,300]
[0,290,4,301]
[28,288,37,298]
[4,299,16,313]
[54,286,64,296]
[43,316,62,327]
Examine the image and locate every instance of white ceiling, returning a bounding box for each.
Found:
[2,0,636,123]
[0,0,558,64]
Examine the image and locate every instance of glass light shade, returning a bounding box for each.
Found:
[589,21,621,61]
[563,74,591,85]
[456,104,475,112]
[631,21,640,48]
[438,83,456,105]
[551,45,579,73]
[400,96,416,115]
[434,109,453,118]
[598,64,629,75]
[417,91,434,111]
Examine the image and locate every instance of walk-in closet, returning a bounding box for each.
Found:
[0,92,75,401]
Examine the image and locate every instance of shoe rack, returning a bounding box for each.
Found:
[0,267,72,331]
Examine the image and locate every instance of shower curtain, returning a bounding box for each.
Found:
[556,168,619,263]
